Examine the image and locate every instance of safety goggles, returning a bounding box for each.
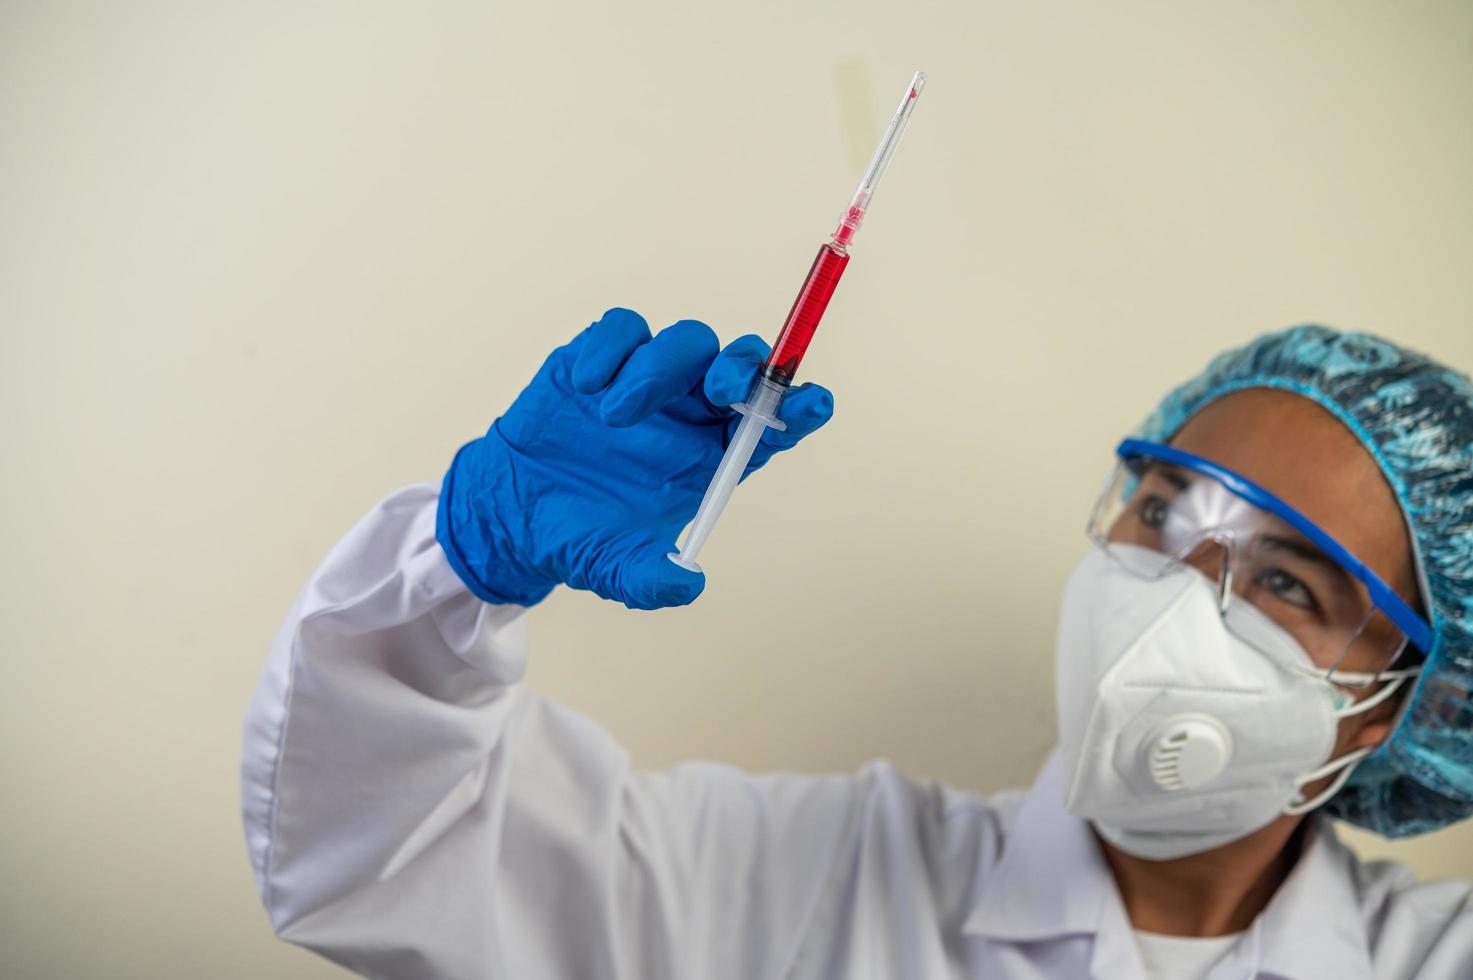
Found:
[1088,439,1430,694]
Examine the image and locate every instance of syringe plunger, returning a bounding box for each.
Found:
[668,378,787,572]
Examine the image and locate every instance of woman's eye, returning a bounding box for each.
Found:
[1138,495,1169,529]
[1258,568,1319,611]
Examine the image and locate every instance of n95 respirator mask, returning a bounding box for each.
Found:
[1054,545,1398,861]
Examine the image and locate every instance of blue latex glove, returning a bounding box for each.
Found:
[437,308,835,610]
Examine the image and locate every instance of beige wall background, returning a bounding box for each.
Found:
[3,1,1472,977]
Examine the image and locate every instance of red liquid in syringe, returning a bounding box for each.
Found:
[762,241,850,386]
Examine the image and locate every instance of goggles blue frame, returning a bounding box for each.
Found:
[1117,438,1433,654]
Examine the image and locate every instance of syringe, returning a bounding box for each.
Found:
[669,69,927,573]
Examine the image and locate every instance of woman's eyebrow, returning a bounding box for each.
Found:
[1257,533,1356,586]
[1139,462,1190,490]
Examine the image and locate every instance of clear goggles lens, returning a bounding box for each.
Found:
[1088,453,1419,688]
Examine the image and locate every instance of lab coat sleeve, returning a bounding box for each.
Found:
[240,482,863,980]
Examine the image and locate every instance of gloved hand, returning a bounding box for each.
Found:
[437,308,835,610]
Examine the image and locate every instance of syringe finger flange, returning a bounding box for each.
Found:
[731,377,789,431]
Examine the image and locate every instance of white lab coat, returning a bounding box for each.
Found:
[241,484,1473,980]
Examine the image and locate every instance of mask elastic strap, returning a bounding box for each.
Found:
[1333,671,1415,720]
[1284,746,1373,817]
[1285,666,1421,815]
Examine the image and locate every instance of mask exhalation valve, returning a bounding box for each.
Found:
[1144,715,1233,791]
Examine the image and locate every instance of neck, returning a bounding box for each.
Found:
[1099,814,1310,936]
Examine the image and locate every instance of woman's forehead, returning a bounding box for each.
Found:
[1166,388,1415,595]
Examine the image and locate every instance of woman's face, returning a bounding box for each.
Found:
[1162,387,1420,753]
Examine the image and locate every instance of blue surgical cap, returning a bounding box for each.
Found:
[1139,325,1473,838]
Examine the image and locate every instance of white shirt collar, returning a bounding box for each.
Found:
[962,752,1374,980]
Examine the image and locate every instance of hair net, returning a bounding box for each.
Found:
[1137,325,1473,837]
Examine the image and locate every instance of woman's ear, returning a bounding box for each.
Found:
[1347,716,1394,754]
[1344,684,1407,754]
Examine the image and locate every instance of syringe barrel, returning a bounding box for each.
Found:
[762,242,851,386]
